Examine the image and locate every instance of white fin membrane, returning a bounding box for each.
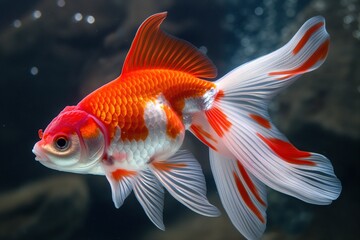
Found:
[150,150,221,217]
[210,149,267,240]
[190,16,341,240]
[105,173,134,209]
[211,16,341,205]
[133,168,165,230]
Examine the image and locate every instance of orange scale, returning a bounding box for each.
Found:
[141,81,150,91]
[109,104,115,115]
[96,109,101,118]
[104,103,109,113]
[126,106,133,117]
[105,98,111,106]
[105,112,112,124]
[119,96,126,105]
[115,105,121,115]
[100,111,106,121]
[110,96,117,105]
[115,96,122,105]
[132,105,139,117]
[120,105,127,116]
[132,94,140,103]
[110,120,118,128]
[98,102,103,111]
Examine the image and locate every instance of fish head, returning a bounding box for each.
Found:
[33,106,107,174]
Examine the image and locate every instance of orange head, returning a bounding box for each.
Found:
[32,106,108,174]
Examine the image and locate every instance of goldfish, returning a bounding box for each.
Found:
[32,12,341,239]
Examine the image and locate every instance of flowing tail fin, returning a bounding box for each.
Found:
[190,16,341,239]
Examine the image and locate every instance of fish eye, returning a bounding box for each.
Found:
[54,136,70,151]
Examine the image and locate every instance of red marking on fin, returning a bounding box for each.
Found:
[269,39,329,79]
[122,12,217,78]
[215,89,225,102]
[206,107,232,137]
[293,22,324,55]
[233,171,265,223]
[236,161,266,207]
[152,161,187,172]
[112,169,137,181]
[190,124,217,151]
[38,129,43,139]
[274,74,292,80]
[249,114,271,129]
[257,134,315,166]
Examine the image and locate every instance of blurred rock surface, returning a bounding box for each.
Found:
[0,175,89,240]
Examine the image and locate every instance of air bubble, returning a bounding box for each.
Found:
[30,66,39,76]
[254,7,264,16]
[86,15,95,24]
[74,13,83,22]
[57,0,65,7]
[353,30,360,39]
[13,20,22,28]
[33,10,42,19]
[344,15,354,24]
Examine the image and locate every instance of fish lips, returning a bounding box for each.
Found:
[32,142,49,162]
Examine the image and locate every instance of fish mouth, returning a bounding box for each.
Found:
[32,143,48,162]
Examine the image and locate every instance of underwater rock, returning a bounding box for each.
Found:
[0,175,89,240]
[141,194,241,240]
[141,193,303,240]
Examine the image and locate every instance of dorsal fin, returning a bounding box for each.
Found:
[121,12,217,79]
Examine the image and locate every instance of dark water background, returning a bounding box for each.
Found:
[0,0,359,239]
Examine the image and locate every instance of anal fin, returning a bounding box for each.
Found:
[150,150,220,217]
[133,168,165,230]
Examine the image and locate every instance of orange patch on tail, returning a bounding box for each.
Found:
[236,161,266,207]
[152,161,187,172]
[215,89,225,102]
[269,39,329,79]
[249,114,271,129]
[206,107,232,137]
[257,133,315,166]
[233,171,265,223]
[190,124,218,151]
[293,22,324,54]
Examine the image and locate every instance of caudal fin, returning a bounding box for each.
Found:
[190,16,341,239]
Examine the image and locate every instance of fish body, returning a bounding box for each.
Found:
[77,69,216,184]
[78,69,215,162]
[33,12,341,239]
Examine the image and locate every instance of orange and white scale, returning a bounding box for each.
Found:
[33,13,341,239]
